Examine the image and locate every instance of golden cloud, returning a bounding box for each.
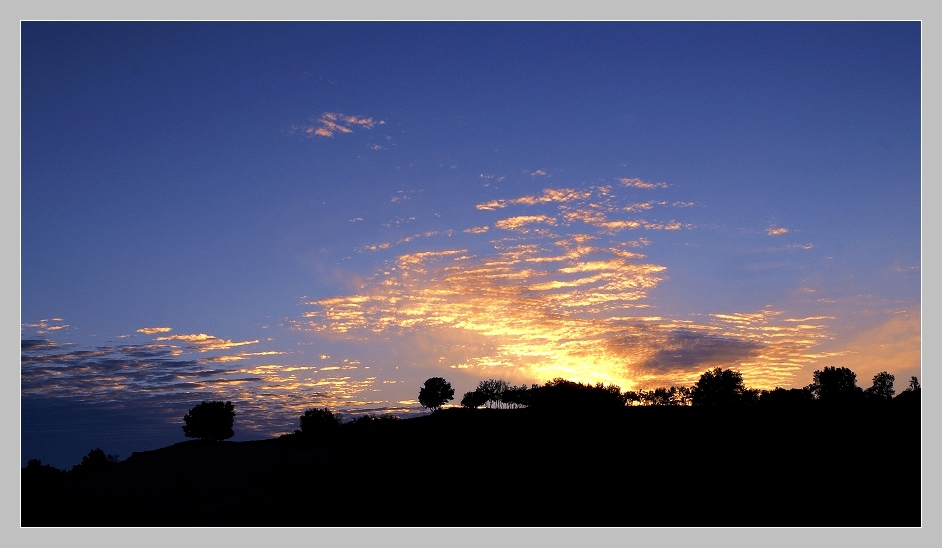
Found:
[476,188,592,210]
[155,333,259,352]
[137,327,172,334]
[299,235,825,390]
[495,215,559,231]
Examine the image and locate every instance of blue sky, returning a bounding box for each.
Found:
[20,21,921,469]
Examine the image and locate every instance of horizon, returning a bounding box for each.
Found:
[20,21,921,470]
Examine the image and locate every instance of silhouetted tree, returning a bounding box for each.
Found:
[299,407,341,435]
[865,371,895,401]
[644,387,674,406]
[690,368,756,408]
[894,375,920,407]
[23,458,65,479]
[759,387,815,408]
[418,377,455,411]
[529,378,625,411]
[70,448,119,474]
[182,400,235,441]
[500,384,533,408]
[460,390,489,409]
[476,379,510,408]
[809,366,863,404]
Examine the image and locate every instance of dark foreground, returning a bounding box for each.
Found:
[22,404,921,527]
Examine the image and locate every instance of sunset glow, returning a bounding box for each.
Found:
[21,21,920,470]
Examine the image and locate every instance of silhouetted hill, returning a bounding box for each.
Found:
[22,405,920,526]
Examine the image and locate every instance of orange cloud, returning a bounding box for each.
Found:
[155,333,259,352]
[476,188,591,210]
[495,215,558,231]
[298,237,826,391]
[137,327,172,334]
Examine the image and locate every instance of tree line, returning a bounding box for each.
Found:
[23,365,920,473]
[419,366,920,412]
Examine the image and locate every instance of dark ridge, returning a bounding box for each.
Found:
[21,404,920,527]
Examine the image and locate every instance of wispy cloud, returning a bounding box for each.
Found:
[767,227,789,236]
[619,177,668,189]
[154,333,259,352]
[21,329,410,440]
[137,327,172,335]
[288,112,383,138]
[22,319,70,334]
[476,188,591,210]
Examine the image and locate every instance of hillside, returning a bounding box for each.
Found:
[22,404,921,527]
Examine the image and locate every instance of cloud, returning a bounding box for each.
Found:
[21,331,410,446]
[474,183,690,236]
[495,215,558,231]
[288,112,383,138]
[476,188,592,210]
[22,318,70,334]
[137,327,172,335]
[767,227,789,236]
[298,234,826,390]
[154,333,259,352]
[619,177,668,189]
[21,339,62,352]
[463,226,490,234]
[561,209,686,233]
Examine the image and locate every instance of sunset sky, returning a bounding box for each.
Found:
[20,21,921,469]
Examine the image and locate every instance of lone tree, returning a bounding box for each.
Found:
[182,401,235,441]
[690,367,756,408]
[418,377,455,411]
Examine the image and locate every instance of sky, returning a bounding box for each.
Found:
[19,21,922,470]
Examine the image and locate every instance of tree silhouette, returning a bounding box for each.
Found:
[865,371,895,401]
[528,378,626,411]
[70,448,119,474]
[182,400,235,441]
[500,384,533,408]
[418,377,455,411]
[809,366,863,404]
[759,387,815,408]
[476,379,510,408]
[894,375,920,407]
[690,367,755,407]
[299,407,341,435]
[460,390,488,409]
